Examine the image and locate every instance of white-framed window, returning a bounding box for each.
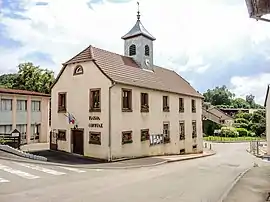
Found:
[17,124,27,144]
[1,99,12,111]
[0,125,12,134]
[31,100,41,111]
[17,100,27,111]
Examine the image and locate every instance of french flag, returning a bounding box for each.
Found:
[68,113,75,124]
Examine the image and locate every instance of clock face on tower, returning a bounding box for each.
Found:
[145,59,150,67]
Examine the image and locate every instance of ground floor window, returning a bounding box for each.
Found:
[192,144,197,152]
[0,125,12,134]
[179,121,185,140]
[58,130,66,141]
[192,121,197,139]
[163,122,170,143]
[16,124,27,145]
[141,129,149,141]
[122,131,133,145]
[30,124,40,143]
[180,149,185,154]
[89,131,101,145]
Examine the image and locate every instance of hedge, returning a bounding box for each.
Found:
[236,128,248,137]
[220,127,238,137]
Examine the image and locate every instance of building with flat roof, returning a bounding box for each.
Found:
[0,88,50,145]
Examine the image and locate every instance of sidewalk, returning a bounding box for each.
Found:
[223,165,270,202]
[0,147,216,169]
[21,143,49,152]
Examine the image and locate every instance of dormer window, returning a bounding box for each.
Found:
[73,65,84,75]
[129,44,136,56]
[145,45,150,56]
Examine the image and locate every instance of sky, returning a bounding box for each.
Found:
[1,0,270,105]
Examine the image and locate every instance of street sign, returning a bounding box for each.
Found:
[11,129,20,137]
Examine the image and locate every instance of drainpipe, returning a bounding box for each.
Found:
[108,82,116,162]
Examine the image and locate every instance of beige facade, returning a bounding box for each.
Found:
[0,88,50,144]
[51,11,204,161]
[51,61,203,161]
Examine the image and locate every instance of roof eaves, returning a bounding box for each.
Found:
[0,89,50,97]
[114,81,204,99]
[214,107,234,120]
[51,45,95,90]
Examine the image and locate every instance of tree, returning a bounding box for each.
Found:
[203,85,234,106]
[234,110,266,136]
[246,94,255,107]
[231,98,250,109]
[0,74,18,88]
[203,86,264,109]
[12,62,55,94]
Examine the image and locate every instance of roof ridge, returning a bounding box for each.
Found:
[63,45,93,65]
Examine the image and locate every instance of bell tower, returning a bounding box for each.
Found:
[121,2,156,70]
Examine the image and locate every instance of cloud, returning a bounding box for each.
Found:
[230,73,270,104]
[1,0,270,104]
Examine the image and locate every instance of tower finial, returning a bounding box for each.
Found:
[137,1,140,20]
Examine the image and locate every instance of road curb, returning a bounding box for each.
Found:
[0,151,216,170]
[0,155,169,169]
[166,151,216,163]
[217,168,251,202]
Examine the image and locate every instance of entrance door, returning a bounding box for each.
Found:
[72,129,84,155]
[50,131,57,150]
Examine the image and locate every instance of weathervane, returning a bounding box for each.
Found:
[137,1,140,20]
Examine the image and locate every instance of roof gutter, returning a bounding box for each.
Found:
[108,81,116,162]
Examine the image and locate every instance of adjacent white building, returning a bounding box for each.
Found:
[0,88,50,144]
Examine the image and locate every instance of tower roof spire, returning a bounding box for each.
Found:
[137,1,140,20]
[121,1,156,41]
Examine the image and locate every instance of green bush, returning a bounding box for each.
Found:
[203,120,221,136]
[236,128,248,137]
[239,123,248,129]
[232,123,241,128]
[235,112,252,120]
[233,123,248,129]
[220,127,239,137]
[250,123,265,136]
[235,118,249,124]
[247,131,256,137]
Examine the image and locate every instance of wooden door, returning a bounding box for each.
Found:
[72,129,84,155]
[50,131,57,151]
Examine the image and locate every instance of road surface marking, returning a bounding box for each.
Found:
[0,177,9,183]
[16,163,66,176]
[0,164,40,179]
[59,166,86,173]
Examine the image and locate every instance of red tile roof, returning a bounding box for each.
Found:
[0,88,50,97]
[54,45,203,98]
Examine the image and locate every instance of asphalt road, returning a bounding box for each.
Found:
[0,143,263,202]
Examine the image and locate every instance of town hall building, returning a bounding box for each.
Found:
[50,8,204,161]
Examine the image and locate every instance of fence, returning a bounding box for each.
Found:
[249,140,267,156]
[0,133,21,149]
